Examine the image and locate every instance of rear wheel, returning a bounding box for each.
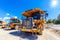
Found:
[39,30,42,35]
[11,28,15,29]
[15,25,19,30]
[38,27,43,35]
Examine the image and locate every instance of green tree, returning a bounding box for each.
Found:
[47,19,52,23]
[52,19,56,23]
[54,20,60,24]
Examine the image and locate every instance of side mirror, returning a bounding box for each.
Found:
[45,13,48,17]
[43,10,48,17]
[45,13,48,20]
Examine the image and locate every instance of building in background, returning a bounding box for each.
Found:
[57,14,60,20]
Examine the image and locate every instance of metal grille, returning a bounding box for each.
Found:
[22,17,33,29]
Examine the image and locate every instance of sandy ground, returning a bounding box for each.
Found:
[46,28,60,38]
[45,24,60,38]
[0,28,60,40]
[0,29,19,40]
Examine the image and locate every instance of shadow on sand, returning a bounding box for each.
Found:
[9,31,38,40]
[3,28,15,31]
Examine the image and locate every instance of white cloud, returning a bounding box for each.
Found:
[4,17,10,20]
[3,17,10,22]
[6,13,10,16]
[2,13,10,22]
[50,0,58,7]
[0,18,2,20]
[14,16,18,18]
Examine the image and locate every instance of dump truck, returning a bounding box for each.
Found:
[2,22,8,28]
[9,18,21,29]
[20,8,48,35]
[0,21,8,28]
[0,20,3,28]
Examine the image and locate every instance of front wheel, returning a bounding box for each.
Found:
[38,27,43,35]
[15,25,19,30]
[38,30,42,35]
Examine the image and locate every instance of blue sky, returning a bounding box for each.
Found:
[0,0,60,22]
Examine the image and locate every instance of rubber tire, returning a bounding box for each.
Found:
[38,27,43,35]
[15,26,19,30]
[39,30,42,35]
[11,28,15,30]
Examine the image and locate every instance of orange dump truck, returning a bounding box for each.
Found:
[9,18,21,29]
[20,8,48,35]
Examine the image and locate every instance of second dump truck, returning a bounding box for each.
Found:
[9,18,21,29]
